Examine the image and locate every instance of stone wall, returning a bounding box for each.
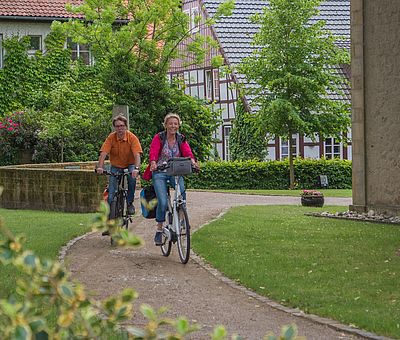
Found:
[0,162,108,213]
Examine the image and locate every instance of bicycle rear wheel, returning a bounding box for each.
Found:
[176,205,190,264]
[161,210,172,256]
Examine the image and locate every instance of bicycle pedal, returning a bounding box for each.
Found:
[162,227,171,241]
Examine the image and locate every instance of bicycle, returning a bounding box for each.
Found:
[156,157,195,264]
[95,168,134,245]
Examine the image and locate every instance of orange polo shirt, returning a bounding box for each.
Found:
[100,131,142,168]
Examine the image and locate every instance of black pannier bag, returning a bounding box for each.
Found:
[140,185,157,219]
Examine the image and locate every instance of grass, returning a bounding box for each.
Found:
[0,208,94,299]
[191,188,352,197]
[192,205,400,339]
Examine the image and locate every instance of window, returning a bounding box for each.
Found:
[184,7,199,33]
[171,73,185,89]
[280,136,298,160]
[324,137,342,159]
[27,36,42,56]
[0,34,3,68]
[67,38,92,65]
[213,69,220,101]
[190,7,200,33]
[205,69,213,100]
[224,126,232,161]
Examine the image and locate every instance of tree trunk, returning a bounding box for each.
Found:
[288,135,295,189]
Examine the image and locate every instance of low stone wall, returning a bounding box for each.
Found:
[0,161,108,213]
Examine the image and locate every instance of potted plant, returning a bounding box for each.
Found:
[301,189,324,207]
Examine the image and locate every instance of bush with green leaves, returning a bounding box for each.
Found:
[0,111,40,165]
[0,197,301,340]
[186,159,351,190]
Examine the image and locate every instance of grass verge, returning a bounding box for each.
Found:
[192,205,400,339]
[191,189,352,197]
[0,208,94,298]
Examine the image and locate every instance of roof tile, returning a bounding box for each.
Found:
[0,0,84,19]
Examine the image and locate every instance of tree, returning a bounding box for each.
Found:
[229,99,267,161]
[55,0,234,161]
[238,0,350,189]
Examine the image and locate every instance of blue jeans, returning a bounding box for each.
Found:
[108,165,137,206]
[152,171,186,223]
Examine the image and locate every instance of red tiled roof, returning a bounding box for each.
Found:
[0,0,84,19]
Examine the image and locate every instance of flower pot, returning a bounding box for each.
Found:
[301,196,324,207]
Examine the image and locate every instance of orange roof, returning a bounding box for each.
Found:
[0,0,84,19]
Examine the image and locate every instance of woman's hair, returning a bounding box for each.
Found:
[112,115,128,127]
[163,113,182,128]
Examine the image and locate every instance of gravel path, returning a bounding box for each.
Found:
[63,192,386,339]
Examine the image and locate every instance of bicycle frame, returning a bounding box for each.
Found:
[165,175,185,241]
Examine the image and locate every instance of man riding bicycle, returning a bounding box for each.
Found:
[96,115,142,235]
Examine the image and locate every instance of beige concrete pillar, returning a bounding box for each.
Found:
[350,0,400,215]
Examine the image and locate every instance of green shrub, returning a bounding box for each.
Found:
[185,159,351,190]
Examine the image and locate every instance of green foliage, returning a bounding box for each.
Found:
[0,198,298,339]
[186,159,351,190]
[0,0,231,165]
[0,202,196,339]
[229,100,266,161]
[238,0,351,188]
[0,33,113,164]
[0,37,36,113]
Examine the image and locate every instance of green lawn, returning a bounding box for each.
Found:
[0,208,94,298]
[192,205,400,339]
[191,188,352,197]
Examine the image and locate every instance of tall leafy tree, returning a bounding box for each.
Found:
[238,0,350,188]
[56,0,234,160]
[229,100,266,161]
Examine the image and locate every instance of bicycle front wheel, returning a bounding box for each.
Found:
[176,205,190,264]
[110,191,124,245]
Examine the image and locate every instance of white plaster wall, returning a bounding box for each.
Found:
[220,103,228,120]
[0,21,51,42]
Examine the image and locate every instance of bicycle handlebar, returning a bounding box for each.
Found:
[94,168,132,177]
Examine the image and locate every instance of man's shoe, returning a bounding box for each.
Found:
[127,203,135,215]
[102,230,110,236]
[154,231,163,246]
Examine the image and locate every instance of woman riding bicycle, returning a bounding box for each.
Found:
[142,113,198,246]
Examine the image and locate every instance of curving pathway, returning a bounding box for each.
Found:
[63,192,389,340]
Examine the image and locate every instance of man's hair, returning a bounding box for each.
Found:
[112,115,128,127]
[163,113,182,128]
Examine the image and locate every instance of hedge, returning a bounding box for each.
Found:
[182,159,352,190]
